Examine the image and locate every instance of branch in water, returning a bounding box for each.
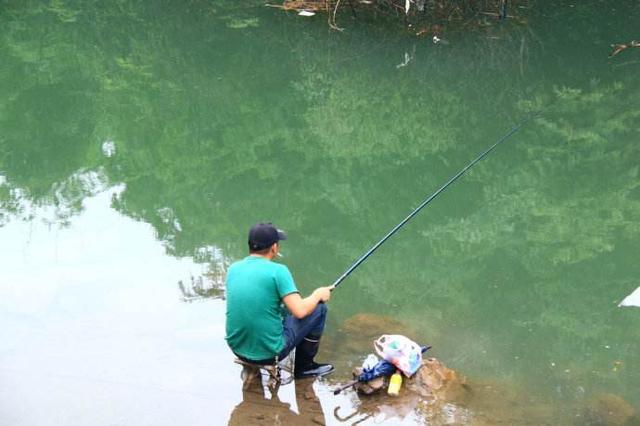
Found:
[609,40,640,58]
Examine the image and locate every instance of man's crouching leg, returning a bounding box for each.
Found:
[292,304,334,379]
[294,333,334,379]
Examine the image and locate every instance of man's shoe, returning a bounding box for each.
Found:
[294,362,334,379]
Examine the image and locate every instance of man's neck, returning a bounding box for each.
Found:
[250,253,273,260]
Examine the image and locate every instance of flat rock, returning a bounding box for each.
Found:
[405,356,469,400]
[353,356,468,400]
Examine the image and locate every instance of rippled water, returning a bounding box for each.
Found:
[1,1,639,424]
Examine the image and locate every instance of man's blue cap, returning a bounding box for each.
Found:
[248,223,287,251]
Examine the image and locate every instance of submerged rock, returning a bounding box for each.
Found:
[341,313,414,337]
[583,393,638,425]
[338,313,417,353]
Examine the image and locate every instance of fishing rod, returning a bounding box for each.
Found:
[331,113,539,290]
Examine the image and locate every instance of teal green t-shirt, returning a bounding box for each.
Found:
[225,256,298,360]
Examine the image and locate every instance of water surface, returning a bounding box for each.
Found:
[1,1,639,424]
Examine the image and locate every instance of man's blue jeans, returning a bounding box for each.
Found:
[278,303,327,359]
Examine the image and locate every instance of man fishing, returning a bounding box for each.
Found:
[225,223,334,379]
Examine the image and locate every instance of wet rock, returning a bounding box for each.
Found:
[405,357,469,400]
[352,356,468,401]
[352,367,387,394]
[346,358,575,424]
[349,357,471,424]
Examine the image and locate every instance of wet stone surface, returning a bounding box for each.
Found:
[347,355,639,425]
[347,356,470,424]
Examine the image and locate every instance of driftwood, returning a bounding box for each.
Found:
[609,40,640,58]
[268,0,525,31]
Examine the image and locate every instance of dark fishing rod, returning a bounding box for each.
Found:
[331,114,538,290]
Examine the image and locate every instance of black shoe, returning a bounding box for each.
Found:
[294,362,334,379]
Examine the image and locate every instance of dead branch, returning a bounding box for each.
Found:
[271,0,528,32]
[609,40,640,58]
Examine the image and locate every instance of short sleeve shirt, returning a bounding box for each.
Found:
[225,256,298,360]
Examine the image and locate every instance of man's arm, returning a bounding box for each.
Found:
[283,286,332,319]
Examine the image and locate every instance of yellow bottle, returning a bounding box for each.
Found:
[387,370,402,396]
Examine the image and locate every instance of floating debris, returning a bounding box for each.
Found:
[396,51,412,68]
[619,286,640,307]
[101,140,116,157]
[269,1,526,31]
[226,17,259,29]
[609,40,640,58]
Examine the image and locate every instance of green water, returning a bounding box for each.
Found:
[1,1,639,424]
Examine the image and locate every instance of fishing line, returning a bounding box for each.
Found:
[331,113,540,289]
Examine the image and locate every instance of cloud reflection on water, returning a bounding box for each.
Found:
[0,184,242,425]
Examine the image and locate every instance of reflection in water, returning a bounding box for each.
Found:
[228,378,326,425]
[178,275,225,302]
[178,245,230,302]
[0,183,241,425]
[0,169,111,226]
[2,1,640,423]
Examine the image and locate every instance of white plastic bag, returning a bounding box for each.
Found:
[619,286,640,307]
[374,334,422,377]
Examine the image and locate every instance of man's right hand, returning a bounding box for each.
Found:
[313,286,332,303]
[284,286,332,319]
